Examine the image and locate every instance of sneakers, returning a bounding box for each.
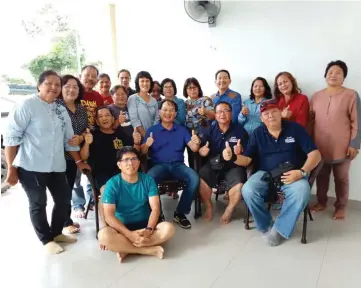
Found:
[173,212,191,229]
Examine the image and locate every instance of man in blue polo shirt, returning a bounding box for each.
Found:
[141,99,201,229]
[237,98,321,246]
[198,101,249,224]
[212,69,242,123]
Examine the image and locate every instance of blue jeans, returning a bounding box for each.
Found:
[147,162,199,215]
[72,169,92,210]
[242,171,310,239]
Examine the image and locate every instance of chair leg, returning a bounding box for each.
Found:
[215,190,219,202]
[84,196,93,220]
[307,206,314,221]
[301,207,308,244]
[267,203,272,211]
[244,203,250,230]
[194,196,202,219]
[94,195,99,239]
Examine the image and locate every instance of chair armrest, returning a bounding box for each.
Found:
[308,159,324,189]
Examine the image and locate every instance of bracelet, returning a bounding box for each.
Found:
[145,227,154,232]
[75,159,83,164]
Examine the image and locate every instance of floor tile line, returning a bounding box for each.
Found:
[315,227,332,288]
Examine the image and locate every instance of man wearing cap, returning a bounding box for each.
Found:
[236,98,321,246]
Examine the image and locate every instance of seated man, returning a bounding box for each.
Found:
[238,99,321,246]
[198,101,249,224]
[141,99,201,229]
[98,147,175,262]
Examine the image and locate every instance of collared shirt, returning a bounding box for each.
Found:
[213,88,242,123]
[238,98,266,134]
[3,95,79,172]
[144,123,191,163]
[80,90,104,128]
[244,121,317,172]
[202,122,248,167]
[278,93,309,128]
[56,99,88,161]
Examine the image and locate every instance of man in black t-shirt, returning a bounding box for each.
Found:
[81,106,141,189]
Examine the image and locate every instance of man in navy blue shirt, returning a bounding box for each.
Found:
[141,100,201,229]
[237,98,321,246]
[198,102,249,224]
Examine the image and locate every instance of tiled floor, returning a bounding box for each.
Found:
[1,184,360,288]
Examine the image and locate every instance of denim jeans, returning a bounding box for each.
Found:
[71,169,92,210]
[147,162,199,215]
[242,170,310,239]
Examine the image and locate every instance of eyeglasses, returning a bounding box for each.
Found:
[215,109,231,114]
[119,157,139,163]
[163,85,174,89]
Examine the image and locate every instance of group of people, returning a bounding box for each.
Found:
[3,60,360,261]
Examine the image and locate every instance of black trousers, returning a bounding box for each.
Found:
[64,160,78,227]
[18,168,71,245]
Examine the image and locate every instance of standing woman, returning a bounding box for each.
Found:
[4,70,90,254]
[56,75,89,234]
[238,77,272,134]
[310,60,360,220]
[128,71,159,138]
[98,73,113,105]
[274,72,309,128]
[151,81,163,108]
[161,78,186,125]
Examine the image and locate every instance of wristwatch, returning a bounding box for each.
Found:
[300,169,309,178]
[145,227,154,233]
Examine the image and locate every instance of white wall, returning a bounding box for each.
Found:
[111,0,361,201]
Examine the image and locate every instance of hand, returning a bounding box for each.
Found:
[241,105,249,116]
[118,112,126,125]
[281,105,292,119]
[222,141,233,161]
[191,130,200,145]
[139,229,152,239]
[6,166,18,186]
[78,162,91,172]
[68,135,83,146]
[199,141,210,157]
[198,106,206,116]
[281,170,302,185]
[130,231,150,247]
[145,132,154,147]
[84,128,93,145]
[347,146,359,160]
[233,139,243,155]
[133,128,141,145]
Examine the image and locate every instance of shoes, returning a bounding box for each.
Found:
[173,212,191,229]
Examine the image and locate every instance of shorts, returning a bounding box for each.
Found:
[124,220,149,231]
[199,163,246,191]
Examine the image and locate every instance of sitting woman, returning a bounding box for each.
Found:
[238,77,272,134]
[108,85,133,138]
[98,73,113,105]
[161,78,186,125]
[274,72,309,128]
[128,71,159,138]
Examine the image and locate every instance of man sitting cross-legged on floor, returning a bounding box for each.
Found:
[198,101,249,224]
[237,98,321,246]
[98,146,175,262]
[141,99,201,229]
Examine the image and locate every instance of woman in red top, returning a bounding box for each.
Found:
[98,73,113,105]
[274,72,309,128]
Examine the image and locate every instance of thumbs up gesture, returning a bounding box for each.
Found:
[133,128,141,145]
[222,141,233,161]
[199,141,210,157]
[191,130,201,145]
[281,105,292,119]
[145,132,154,147]
[241,104,249,116]
[118,111,126,125]
[84,128,93,145]
[233,139,243,155]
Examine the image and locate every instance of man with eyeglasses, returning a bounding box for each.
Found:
[236,99,321,246]
[141,100,201,229]
[198,101,249,224]
[98,146,175,263]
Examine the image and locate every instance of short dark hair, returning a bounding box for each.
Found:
[183,77,203,98]
[215,69,231,80]
[37,70,61,92]
[135,71,154,94]
[60,75,85,104]
[153,81,161,89]
[117,69,131,78]
[214,101,232,112]
[159,99,178,112]
[81,65,99,76]
[117,146,140,162]
[160,78,177,96]
[110,85,127,95]
[98,73,111,81]
[324,60,348,78]
[250,77,272,100]
[95,106,115,119]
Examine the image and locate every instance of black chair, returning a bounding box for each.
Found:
[244,160,324,244]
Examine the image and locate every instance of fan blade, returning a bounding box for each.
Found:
[204,3,219,16]
[186,1,207,20]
